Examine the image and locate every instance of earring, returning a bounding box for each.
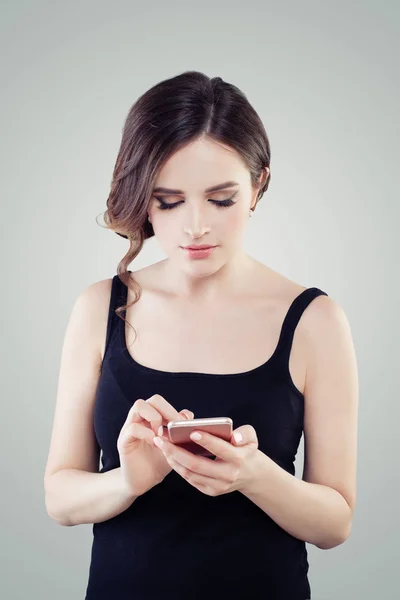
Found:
[249,209,254,218]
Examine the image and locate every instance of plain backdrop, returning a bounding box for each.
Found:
[1,1,398,599]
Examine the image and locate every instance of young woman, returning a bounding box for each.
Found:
[44,71,358,600]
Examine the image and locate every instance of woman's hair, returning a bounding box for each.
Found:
[97,70,271,344]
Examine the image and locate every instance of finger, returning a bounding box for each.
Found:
[121,400,163,436]
[122,396,193,438]
[168,458,224,490]
[158,409,194,439]
[188,424,258,461]
[158,437,231,481]
[187,430,237,461]
[229,425,258,447]
[181,409,194,420]
[117,421,157,453]
[146,394,192,428]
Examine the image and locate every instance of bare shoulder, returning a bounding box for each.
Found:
[261,264,341,335]
[81,277,115,361]
[81,277,114,327]
[68,277,114,336]
[263,268,356,389]
[273,273,350,365]
[300,291,358,397]
[299,290,352,347]
[84,276,114,300]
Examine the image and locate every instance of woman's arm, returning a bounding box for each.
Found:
[44,280,139,526]
[240,296,359,550]
[45,467,139,526]
[240,450,353,549]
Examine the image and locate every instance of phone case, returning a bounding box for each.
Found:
[167,417,233,457]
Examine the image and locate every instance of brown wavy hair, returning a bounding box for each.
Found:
[97,70,272,343]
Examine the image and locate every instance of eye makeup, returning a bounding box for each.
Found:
[153,190,239,211]
[154,198,236,210]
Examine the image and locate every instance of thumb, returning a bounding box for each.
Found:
[231,425,258,446]
[180,409,194,420]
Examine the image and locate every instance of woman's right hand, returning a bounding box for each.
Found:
[117,394,194,497]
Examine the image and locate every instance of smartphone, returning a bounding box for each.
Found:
[166,417,233,458]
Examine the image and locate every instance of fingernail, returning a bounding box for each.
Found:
[233,432,243,443]
[158,425,164,437]
[154,437,164,448]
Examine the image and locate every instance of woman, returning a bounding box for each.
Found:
[44,71,358,599]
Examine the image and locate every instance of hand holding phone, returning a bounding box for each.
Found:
[166,417,233,457]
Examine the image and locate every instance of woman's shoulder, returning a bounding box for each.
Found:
[78,278,115,359]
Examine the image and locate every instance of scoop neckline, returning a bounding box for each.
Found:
[119,315,283,379]
[117,282,312,382]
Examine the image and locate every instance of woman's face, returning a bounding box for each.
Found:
[147,136,267,273]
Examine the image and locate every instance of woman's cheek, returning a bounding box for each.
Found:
[223,208,247,235]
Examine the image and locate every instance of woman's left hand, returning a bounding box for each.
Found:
[153,425,260,496]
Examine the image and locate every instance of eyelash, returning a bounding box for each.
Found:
[154,197,236,211]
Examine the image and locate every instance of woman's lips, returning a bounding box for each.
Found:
[181,246,217,259]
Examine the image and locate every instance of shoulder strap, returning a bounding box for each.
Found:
[273,287,328,372]
[102,274,128,364]
[113,273,129,317]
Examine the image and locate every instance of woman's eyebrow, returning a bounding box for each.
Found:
[153,180,240,195]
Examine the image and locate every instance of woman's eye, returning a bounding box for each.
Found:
[155,200,181,210]
[154,197,236,210]
[212,198,235,207]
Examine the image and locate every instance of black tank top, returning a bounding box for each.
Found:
[85,273,328,600]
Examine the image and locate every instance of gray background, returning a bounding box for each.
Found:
[1,1,398,598]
